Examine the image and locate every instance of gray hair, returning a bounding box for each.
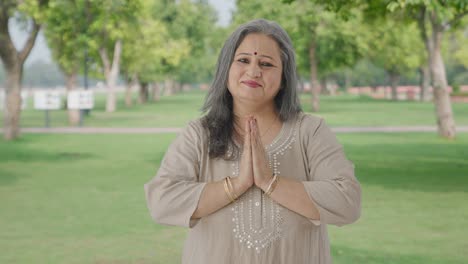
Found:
[201,19,302,159]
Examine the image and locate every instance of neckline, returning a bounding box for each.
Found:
[233,117,289,152]
[265,119,286,151]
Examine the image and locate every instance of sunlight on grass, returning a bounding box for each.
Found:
[3,90,468,128]
[1,133,467,263]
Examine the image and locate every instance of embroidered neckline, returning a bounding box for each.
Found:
[230,114,301,253]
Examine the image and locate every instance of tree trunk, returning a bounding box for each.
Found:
[139,82,149,104]
[344,70,351,92]
[3,66,22,139]
[418,8,455,138]
[309,40,320,112]
[65,72,80,126]
[164,79,174,96]
[124,74,134,107]
[389,71,400,101]
[419,64,431,101]
[152,82,160,102]
[173,82,179,93]
[430,28,456,139]
[320,78,327,95]
[0,15,40,140]
[125,85,133,107]
[99,39,122,113]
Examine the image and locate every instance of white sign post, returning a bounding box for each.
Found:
[34,90,62,127]
[67,90,94,126]
[0,91,4,111]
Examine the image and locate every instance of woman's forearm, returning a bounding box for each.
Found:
[191,177,250,219]
[263,176,320,220]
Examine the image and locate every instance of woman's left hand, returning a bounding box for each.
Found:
[250,118,273,191]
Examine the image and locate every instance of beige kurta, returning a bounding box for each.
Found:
[144,113,361,264]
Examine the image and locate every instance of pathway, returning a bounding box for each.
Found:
[4,126,468,134]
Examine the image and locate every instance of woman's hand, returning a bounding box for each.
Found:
[250,118,273,191]
[236,116,255,191]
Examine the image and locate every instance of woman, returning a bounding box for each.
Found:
[144,19,361,264]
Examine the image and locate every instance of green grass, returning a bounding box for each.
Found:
[1,133,467,263]
[3,90,468,128]
[307,95,468,126]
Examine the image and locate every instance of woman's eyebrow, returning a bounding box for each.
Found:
[236,52,276,62]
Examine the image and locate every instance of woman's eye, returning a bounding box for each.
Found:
[260,62,274,67]
[238,58,249,63]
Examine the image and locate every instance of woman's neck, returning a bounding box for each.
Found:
[232,101,279,139]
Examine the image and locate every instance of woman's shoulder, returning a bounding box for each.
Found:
[297,112,324,134]
[180,117,208,142]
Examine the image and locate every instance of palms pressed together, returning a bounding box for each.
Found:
[238,116,273,192]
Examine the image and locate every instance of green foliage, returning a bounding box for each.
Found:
[347,59,387,87]
[44,0,87,75]
[451,25,468,68]
[120,0,190,83]
[17,0,50,23]
[85,0,142,76]
[386,0,468,24]
[313,9,368,76]
[366,19,423,77]
[43,0,144,80]
[178,0,221,83]
[159,0,221,83]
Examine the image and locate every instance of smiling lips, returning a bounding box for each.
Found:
[242,80,262,88]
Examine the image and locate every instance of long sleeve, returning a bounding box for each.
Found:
[144,121,207,228]
[300,115,361,227]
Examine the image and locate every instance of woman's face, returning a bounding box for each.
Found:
[227,33,283,106]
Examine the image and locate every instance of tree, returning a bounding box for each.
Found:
[366,19,422,100]
[297,5,366,110]
[452,26,468,69]
[44,0,88,125]
[86,0,141,112]
[0,0,49,140]
[170,0,220,86]
[120,0,189,105]
[368,0,468,138]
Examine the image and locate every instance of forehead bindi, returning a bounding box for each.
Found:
[236,34,280,61]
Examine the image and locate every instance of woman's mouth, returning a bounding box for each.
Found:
[242,80,262,88]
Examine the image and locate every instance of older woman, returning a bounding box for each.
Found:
[144,19,361,264]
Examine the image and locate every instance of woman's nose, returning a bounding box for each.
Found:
[246,63,261,78]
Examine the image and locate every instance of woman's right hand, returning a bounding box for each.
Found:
[234,116,254,193]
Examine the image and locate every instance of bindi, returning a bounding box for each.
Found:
[254,51,257,55]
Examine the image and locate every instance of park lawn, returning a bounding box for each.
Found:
[4,90,468,128]
[1,132,467,263]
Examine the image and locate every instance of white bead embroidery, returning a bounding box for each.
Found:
[231,118,299,253]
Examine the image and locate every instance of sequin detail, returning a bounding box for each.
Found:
[231,118,298,253]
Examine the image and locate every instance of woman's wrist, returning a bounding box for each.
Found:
[258,174,274,191]
[231,177,251,196]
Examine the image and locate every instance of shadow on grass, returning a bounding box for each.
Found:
[0,168,21,186]
[0,143,95,186]
[331,245,460,264]
[0,137,95,164]
[346,141,468,193]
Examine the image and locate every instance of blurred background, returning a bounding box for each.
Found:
[1,0,467,263]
